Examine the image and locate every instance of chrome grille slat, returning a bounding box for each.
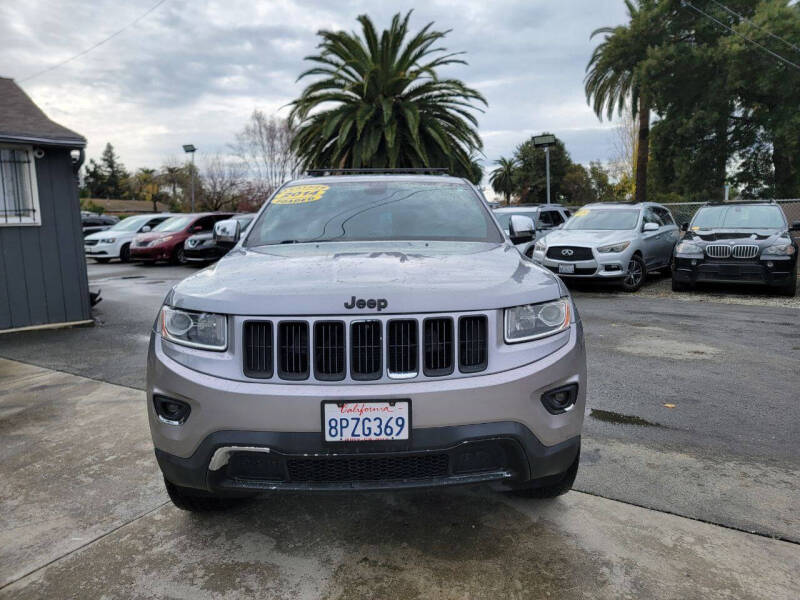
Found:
[314,321,345,381]
[705,244,731,259]
[423,317,454,377]
[387,319,418,378]
[732,244,759,259]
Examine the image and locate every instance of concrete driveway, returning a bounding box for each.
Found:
[1,359,798,599]
[1,261,799,598]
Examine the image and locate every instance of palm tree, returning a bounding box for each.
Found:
[288,11,486,180]
[585,0,659,204]
[490,157,516,205]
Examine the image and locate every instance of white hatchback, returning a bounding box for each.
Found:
[84,214,173,263]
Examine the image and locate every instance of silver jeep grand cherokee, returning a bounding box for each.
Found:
[147,173,586,511]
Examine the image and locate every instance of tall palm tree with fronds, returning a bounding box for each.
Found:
[585,0,660,203]
[288,11,486,181]
[490,157,516,205]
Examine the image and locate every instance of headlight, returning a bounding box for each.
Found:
[100,237,116,243]
[762,243,795,256]
[675,241,702,254]
[534,239,546,252]
[148,235,173,247]
[505,298,571,343]
[160,306,227,351]
[596,241,630,253]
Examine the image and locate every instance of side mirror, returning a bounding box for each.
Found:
[643,222,659,232]
[140,225,151,233]
[681,222,689,232]
[213,219,240,249]
[790,220,800,232]
[509,215,535,244]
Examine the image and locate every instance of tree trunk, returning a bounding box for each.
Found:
[634,99,650,204]
[506,191,511,206]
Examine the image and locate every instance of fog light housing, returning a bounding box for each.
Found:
[541,384,578,415]
[604,264,621,272]
[153,395,191,425]
[767,261,774,268]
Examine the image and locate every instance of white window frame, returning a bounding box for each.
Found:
[0,144,41,227]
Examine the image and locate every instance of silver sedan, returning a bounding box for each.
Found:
[530,202,679,292]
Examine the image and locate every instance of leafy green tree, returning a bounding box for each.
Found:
[82,143,131,199]
[511,134,571,204]
[588,161,621,202]
[585,0,661,204]
[561,163,594,205]
[288,11,486,181]
[489,157,516,205]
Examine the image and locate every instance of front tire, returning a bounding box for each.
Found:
[94,258,110,264]
[163,478,245,512]
[621,254,646,292]
[510,449,580,499]
[171,245,187,266]
[119,243,131,263]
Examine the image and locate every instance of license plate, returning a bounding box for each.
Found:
[323,401,410,442]
[558,264,575,274]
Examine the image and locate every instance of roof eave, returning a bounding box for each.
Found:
[0,133,86,148]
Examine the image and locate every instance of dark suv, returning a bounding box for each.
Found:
[672,201,799,296]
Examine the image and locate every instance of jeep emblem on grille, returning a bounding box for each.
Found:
[344,296,388,311]
[561,249,574,256]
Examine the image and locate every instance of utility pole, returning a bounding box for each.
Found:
[533,134,556,205]
[182,144,197,212]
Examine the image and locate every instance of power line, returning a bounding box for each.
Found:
[682,1,800,72]
[709,0,800,55]
[19,0,169,83]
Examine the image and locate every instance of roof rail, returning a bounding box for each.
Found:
[306,167,449,176]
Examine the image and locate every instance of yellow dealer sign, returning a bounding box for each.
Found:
[272,184,329,205]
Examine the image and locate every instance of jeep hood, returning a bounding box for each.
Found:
[542,229,637,247]
[169,241,564,315]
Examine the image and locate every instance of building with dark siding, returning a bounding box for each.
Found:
[0,77,90,332]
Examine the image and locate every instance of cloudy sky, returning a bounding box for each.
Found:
[1,0,629,175]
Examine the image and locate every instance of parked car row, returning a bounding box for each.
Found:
[84,212,255,265]
[496,200,798,296]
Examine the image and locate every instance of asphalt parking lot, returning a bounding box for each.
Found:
[1,260,799,598]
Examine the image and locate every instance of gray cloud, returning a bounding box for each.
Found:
[0,0,628,171]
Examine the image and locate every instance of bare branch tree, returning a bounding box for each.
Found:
[230,110,300,194]
[608,104,639,195]
[199,154,244,212]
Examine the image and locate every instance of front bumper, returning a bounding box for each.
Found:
[531,248,631,279]
[147,321,586,492]
[131,244,173,261]
[184,246,223,262]
[673,255,796,286]
[85,241,120,258]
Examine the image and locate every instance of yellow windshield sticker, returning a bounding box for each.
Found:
[691,226,700,230]
[272,184,329,205]
[574,209,590,217]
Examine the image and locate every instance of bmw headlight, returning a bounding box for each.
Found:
[100,237,116,243]
[675,241,702,254]
[596,241,630,253]
[160,306,227,351]
[762,243,795,256]
[505,298,571,343]
[534,239,547,252]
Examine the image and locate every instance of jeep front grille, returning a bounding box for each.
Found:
[351,320,382,380]
[732,244,759,259]
[314,321,345,381]
[242,313,490,382]
[243,321,273,378]
[705,244,731,259]
[423,317,454,377]
[459,316,488,373]
[278,321,309,380]
[387,319,418,378]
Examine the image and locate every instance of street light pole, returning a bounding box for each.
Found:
[544,146,551,205]
[182,144,197,212]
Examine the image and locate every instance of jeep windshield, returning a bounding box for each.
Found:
[691,205,785,229]
[563,208,639,231]
[245,181,503,246]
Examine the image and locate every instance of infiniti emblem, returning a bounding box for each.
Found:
[561,249,574,256]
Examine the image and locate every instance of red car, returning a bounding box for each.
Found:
[130,213,235,264]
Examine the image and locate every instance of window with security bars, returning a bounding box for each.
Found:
[0,147,40,225]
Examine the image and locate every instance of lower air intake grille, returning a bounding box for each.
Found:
[314,321,345,381]
[287,454,450,482]
[387,320,418,377]
[243,321,273,378]
[424,318,454,376]
[278,321,309,380]
[351,321,382,380]
[459,316,488,373]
